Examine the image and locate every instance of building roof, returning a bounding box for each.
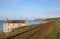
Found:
[5,20,27,23]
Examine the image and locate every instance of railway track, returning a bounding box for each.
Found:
[25,23,52,39]
[6,20,56,39]
[6,24,43,39]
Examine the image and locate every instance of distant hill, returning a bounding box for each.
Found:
[34,18,45,21]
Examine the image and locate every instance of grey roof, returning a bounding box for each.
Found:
[5,20,26,23]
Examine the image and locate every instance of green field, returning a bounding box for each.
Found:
[0,18,60,39]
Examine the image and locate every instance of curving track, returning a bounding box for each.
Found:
[7,21,55,39]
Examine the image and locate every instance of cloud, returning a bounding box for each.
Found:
[42,0,51,2]
[20,6,38,9]
[44,10,60,16]
[40,10,60,18]
[42,0,60,6]
[50,0,60,5]
[0,0,20,5]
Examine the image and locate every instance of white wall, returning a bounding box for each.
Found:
[3,23,28,33]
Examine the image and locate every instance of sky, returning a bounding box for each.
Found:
[0,0,60,20]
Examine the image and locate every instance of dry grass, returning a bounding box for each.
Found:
[0,18,60,39]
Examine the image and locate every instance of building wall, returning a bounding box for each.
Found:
[3,23,28,33]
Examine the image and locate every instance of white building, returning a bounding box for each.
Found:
[3,20,28,33]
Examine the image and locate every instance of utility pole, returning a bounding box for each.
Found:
[20,13,23,20]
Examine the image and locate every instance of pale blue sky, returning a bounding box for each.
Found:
[0,0,60,20]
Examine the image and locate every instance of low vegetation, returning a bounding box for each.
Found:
[0,18,60,39]
[41,18,60,39]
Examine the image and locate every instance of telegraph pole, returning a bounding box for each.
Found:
[20,13,23,20]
